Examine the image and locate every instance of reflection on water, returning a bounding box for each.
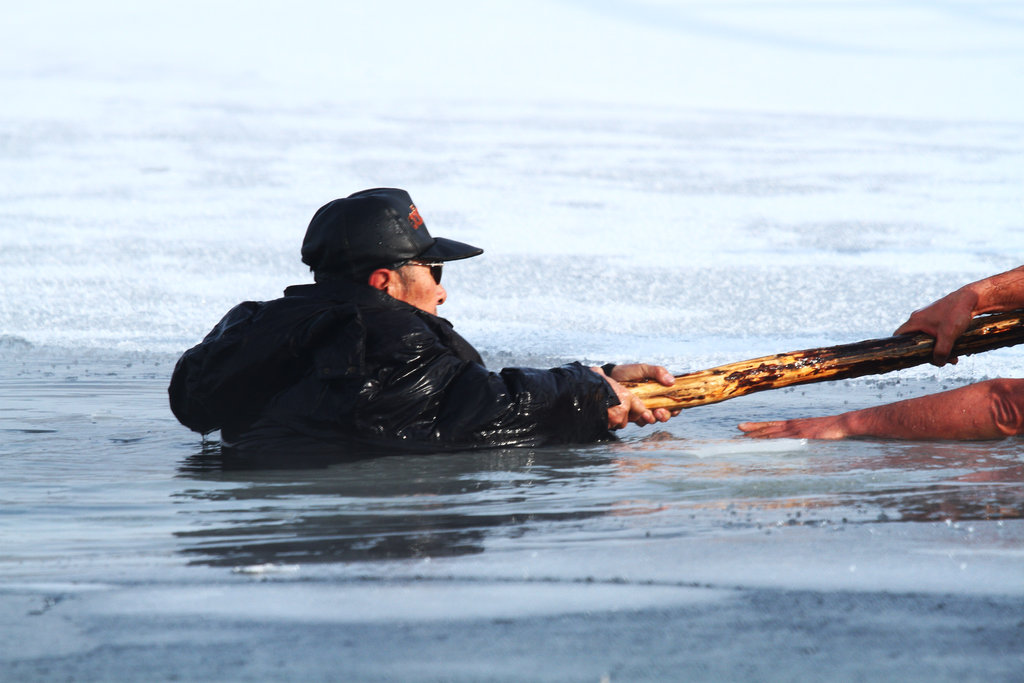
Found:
[175,444,616,567]
[852,440,1024,523]
[173,433,1024,570]
[615,435,1024,526]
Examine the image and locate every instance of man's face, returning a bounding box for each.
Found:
[389,262,446,315]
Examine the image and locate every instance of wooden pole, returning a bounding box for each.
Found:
[623,310,1024,411]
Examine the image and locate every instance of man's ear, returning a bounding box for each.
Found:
[367,268,396,292]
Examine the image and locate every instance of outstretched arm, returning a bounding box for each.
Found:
[738,379,1024,441]
[896,266,1024,365]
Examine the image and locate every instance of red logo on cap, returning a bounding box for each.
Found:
[408,205,424,230]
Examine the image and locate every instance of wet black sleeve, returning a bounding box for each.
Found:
[169,299,363,435]
[354,313,617,448]
[439,361,618,447]
[169,302,265,434]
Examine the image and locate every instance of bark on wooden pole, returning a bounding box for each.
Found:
[623,311,1024,411]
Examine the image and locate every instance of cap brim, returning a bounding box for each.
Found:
[418,236,484,262]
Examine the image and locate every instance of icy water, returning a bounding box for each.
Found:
[3,348,1024,680]
[3,1,1024,681]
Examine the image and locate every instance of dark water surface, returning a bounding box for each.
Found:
[2,349,1022,681]
[4,1,1024,677]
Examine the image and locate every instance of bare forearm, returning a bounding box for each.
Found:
[896,266,1024,365]
[739,379,1024,441]
[963,265,1024,315]
[838,380,1024,440]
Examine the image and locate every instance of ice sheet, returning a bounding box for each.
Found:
[2,2,1024,680]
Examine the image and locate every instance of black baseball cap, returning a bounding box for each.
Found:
[301,188,483,280]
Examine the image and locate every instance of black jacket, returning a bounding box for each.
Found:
[169,281,617,454]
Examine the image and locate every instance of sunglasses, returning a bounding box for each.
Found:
[397,260,444,284]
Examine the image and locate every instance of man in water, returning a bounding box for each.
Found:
[170,188,676,454]
[739,266,1024,440]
